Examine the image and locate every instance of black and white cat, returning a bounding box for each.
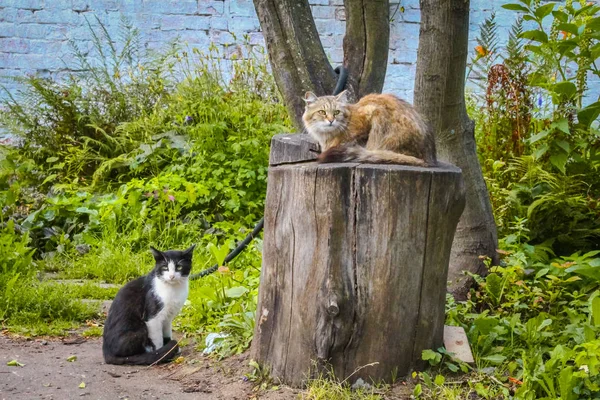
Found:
[102,245,195,365]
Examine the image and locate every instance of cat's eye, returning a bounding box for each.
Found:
[176,265,182,270]
[161,266,168,271]
[333,110,340,115]
[318,110,326,115]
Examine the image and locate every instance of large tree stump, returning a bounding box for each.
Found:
[252,134,465,387]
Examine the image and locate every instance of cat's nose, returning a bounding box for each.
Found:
[328,119,334,125]
[168,274,175,280]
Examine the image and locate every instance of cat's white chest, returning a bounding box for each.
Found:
[153,277,188,318]
[145,277,189,350]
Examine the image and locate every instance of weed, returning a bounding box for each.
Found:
[82,326,104,337]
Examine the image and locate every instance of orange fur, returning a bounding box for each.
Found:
[302,91,436,166]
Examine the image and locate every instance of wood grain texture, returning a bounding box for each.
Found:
[252,144,465,387]
[269,134,319,166]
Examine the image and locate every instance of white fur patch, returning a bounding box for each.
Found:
[167,261,176,280]
[145,273,189,350]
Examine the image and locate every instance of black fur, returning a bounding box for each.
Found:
[318,145,352,163]
[102,245,194,365]
[318,134,369,163]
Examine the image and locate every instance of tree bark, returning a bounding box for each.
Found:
[414,0,499,298]
[252,135,465,387]
[253,0,337,128]
[254,0,390,126]
[343,0,390,100]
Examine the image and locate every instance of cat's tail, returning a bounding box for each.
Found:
[318,145,430,167]
[104,340,179,365]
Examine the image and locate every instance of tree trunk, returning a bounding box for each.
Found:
[253,0,390,127]
[413,0,499,298]
[253,0,337,128]
[252,135,465,387]
[343,0,390,100]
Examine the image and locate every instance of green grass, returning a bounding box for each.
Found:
[1,279,100,336]
[46,245,152,284]
[82,326,104,337]
[70,283,119,300]
[302,378,385,400]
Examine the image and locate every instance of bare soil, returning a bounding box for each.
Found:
[0,334,299,400]
[1,334,416,399]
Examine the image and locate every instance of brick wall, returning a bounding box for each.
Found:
[0,0,597,102]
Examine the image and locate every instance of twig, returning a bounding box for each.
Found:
[340,362,380,384]
[147,338,182,368]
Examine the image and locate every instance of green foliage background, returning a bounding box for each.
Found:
[0,21,290,345]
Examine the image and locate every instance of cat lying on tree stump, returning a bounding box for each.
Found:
[252,102,464,385]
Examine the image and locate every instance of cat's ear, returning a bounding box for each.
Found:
[303,91,318,104]
[150,246,165,262]
[335,90,349,103]
[182,244,196,258]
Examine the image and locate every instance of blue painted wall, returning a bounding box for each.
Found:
[0,0,597,102]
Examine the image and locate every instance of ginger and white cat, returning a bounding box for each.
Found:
[302,91,436,167]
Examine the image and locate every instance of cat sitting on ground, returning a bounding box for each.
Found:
[102,245,195,365]
[302,91,437,167]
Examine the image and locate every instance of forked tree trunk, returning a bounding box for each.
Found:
[253,0,337,128]
[414,0,499,297]
[253,0,390,127]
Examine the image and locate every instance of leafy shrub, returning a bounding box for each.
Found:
[0,17,286,346]
[0,221,36,320]
[408,4,600,398]
[468,0,600,254]
[177,241,261,358]
[0,16,175,184]
[440,236,600,399]
[1,18,289,255]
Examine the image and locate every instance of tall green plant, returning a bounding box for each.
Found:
[0,16,175,184]
[469,0,600,253]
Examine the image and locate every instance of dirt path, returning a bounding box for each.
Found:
[0,335,299,400]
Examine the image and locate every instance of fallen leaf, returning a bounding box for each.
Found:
[67,355,77,362]
[218,265,230,274]
[7,360,24,367]
[174,356,185,364]
[125,369,139,374]
[79,382,86,389]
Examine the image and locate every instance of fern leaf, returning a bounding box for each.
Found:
[477,12,499,57]
[506,17,525,62]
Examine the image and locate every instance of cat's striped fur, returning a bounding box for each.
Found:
[302,91,436,167]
